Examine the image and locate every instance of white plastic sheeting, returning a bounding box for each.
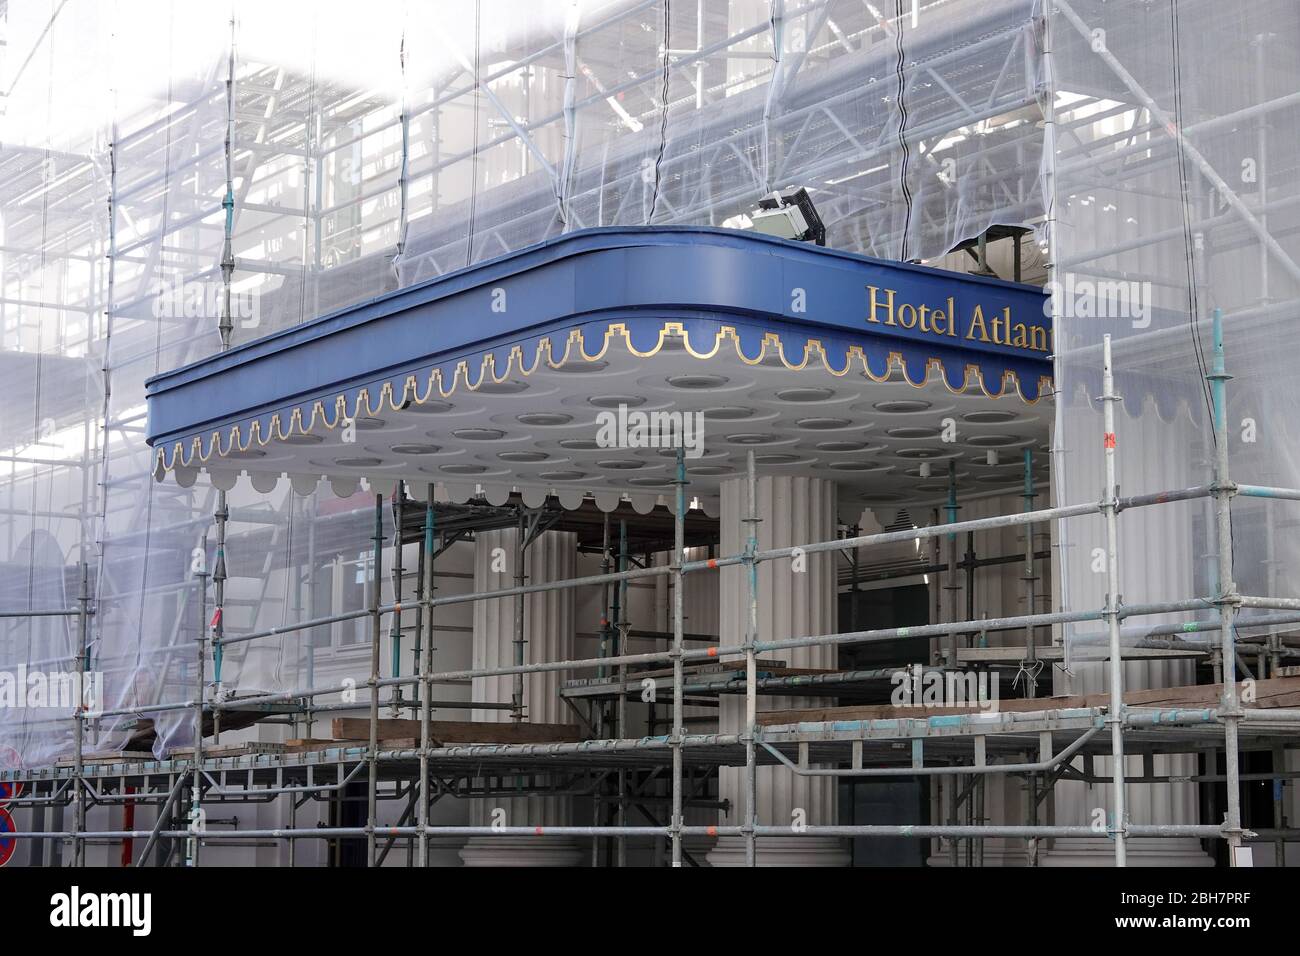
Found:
[1046,0,1300,661]
[0,0,1048,765]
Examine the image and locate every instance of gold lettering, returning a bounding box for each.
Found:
[869,289,1043,352]
[867,286,896,325]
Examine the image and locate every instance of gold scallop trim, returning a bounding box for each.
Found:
[154,320,1054,475]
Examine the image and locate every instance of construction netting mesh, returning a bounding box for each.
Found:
[1047,0,1300,673]
[3,0,1294,771]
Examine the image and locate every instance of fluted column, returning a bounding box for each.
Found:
[707,475,850,866]
[459,527,582,866]
[1044,411,1212,866]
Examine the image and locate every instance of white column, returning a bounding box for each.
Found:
[707,475,850,866]
[459,527,583,867]
[1041,658,1213,867]
[1044,411,1212,866]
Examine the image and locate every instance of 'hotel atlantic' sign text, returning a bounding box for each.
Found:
[866,284,1051,354]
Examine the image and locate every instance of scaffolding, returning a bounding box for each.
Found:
[4,308,1300,865]
[1,0,1299,867]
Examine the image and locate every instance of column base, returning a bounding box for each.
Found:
[1041,837,1215,867]
[926,838,1029,867]
[459,836,585,867]
[707,835,851,867]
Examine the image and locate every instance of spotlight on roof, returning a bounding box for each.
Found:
[729,187,826,246]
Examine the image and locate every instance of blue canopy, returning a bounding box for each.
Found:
[146,227,1051,478]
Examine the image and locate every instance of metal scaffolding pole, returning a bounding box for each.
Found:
[366,493,384,866]
[616,519,628,867]
[743,450,759,867]
[390,489,406,717]
[188,535,210,868]
[71,560,89,867]
[417,486,435,867]
[1209,309,1245,865]
[1022,449,1039,698]
[1100,334,1128,866]
[512,510,527,723]
[670,446,686,866]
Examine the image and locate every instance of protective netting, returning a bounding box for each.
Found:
[1047,0,1300,664]
[2,0,1053,766]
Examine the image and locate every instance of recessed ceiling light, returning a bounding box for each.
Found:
[402,400,456,414]
[777,387,835,402]
[517,412,573,426]
[223,448,266,459]
[754,453,800,464]
[554,360,609,373]
[826,461,888,471]
[353,417,385,430]
[873,400,932,414]
[816,440,870,452]
[477,380,529,394]
[896,448,947,459]
[703,406,754,420]
[589,395,646,408]
[280,433,323,445]
[559,438,601,450]
[905,466,963,479]
[628,476,673,487]
[335,457,383,468]
[453,428,506,441]
[916,482,951,492]
[667,374,729,389]
[540,470,586,481]
[597,459,645,470]
[726,433,778,444]
[886,426,941,439]
[797,418,850,430]
[391,444,441,455]
[966,434,1022,447]
[962,410,1018,424]
[498,451,549,462]
[687,465,732,476]
[968,454,1015,467]
[440,463,488,474]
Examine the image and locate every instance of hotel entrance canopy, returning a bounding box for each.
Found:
[145,227,1051,514]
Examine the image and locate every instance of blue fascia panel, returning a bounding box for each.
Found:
[145,226,1050,451]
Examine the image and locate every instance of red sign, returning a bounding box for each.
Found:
[0,807,15,867]
[0,746,21,807]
